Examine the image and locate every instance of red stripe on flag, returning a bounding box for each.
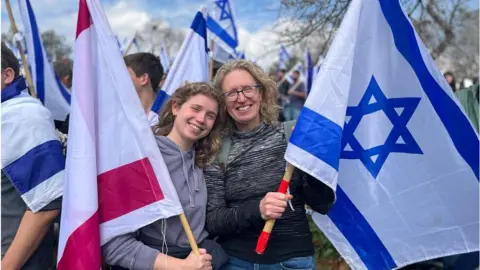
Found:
[98,158,164,223]
[57,211,101,270]
[76,0,92,38]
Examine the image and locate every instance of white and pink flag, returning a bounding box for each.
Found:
[56,0,183,269]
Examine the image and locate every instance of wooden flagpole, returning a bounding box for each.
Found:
[179,213,200,255]
[256,163,295,254]
[5,0,36,97]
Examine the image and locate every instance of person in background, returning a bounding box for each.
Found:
[283,70,306,121]
[1,42,63,270]
[444,71,457,93]
[276,69,289,121]
[102,82,227,270]
[53,58,73,135]
[455,79,479,133]
[159,72,167,89]
[124,52,164,127]
[205,60,334,270]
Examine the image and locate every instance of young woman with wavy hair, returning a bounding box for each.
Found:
[103,82,228,270]
[204,60,335,270]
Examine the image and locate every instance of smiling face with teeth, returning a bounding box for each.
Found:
[222,69,263,132]
[170,94,219,150]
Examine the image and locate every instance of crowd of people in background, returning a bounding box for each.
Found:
[2,38,479,269]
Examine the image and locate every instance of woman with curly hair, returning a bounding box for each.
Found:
[102,82,228,270]
[205,60,335,269]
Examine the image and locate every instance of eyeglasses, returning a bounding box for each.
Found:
[223,84,262,102]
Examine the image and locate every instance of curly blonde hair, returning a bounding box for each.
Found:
[213,60,279,133]
[155,82,225,168]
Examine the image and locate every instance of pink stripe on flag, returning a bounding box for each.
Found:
[98,158,164,223]
[57,212,101,270]
[76,0,91,38]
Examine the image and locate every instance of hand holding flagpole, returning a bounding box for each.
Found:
[5,0,36,97]
[255,163,295,254]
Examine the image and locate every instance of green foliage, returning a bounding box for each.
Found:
[308,215,342,270]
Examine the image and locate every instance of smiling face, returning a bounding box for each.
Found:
[170,94,218,149]
[222,69,262,131]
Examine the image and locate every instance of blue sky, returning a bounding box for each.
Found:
[1,0,280,39]
[1,0,284,68]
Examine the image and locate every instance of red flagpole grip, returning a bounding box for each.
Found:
[255,163,295,254]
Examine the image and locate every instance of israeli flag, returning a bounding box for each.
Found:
[4,41,23,66]
[285,62,303,85]
[1,77,64,212]
[19,0,70,122]
[213,41,235,63]
[159,42,170,73]
[285,0,479,269]
[151,10,208,117]
[304,49,313,95]
[206,0,238,51]
[279,45,290,70]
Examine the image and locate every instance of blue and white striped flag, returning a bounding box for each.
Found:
[159,42,170,73]
[279,45,290,70]
[151,10,208,118]
[1,77,64,212]
[285,0,479,269]
[206,0,238,51]
[213,41,235,63]
[19,0,71,121]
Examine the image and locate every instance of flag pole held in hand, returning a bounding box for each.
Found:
[255,163,295,255]
[179,213,200,255]
[5,0,36,97]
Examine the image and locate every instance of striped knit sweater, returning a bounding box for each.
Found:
[205,122,335,264]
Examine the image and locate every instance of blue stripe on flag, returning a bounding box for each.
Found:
[26,0,45,103]
[379,0,479,180]
[206,16,237,49]
[151,90,170,114]
[329,187,397,269]
[54,74,71,104]
[290,107,343,170]
[3,140,65,195]
[191,12,208,53]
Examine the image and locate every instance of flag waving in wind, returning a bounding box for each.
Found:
[57,0,183,269]
[151,9,208,116]
[18,0,71,121]
[304,49,313,96]
[159,41,170,73]
[279,45,290,70]
[207,0,238,51]
[285,0,479,269]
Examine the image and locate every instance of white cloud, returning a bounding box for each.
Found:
[106,1,151,39]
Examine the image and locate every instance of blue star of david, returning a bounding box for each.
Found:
[215,0,233,21]
[340,76,423,178]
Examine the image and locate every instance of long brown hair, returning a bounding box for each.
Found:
[155,82,225,168]
[213,60,279,133]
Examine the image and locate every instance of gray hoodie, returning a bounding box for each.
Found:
[102,136,209,270]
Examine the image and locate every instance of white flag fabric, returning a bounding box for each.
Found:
[151,10,208,116]
[285,0,479,269]
[1,77,64,212]
[206,0,238,51]
[279,44,290,70]
[213,40,235,63]
[18,0,71,121]
[57,0,183,269]
[159,41,170,73]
